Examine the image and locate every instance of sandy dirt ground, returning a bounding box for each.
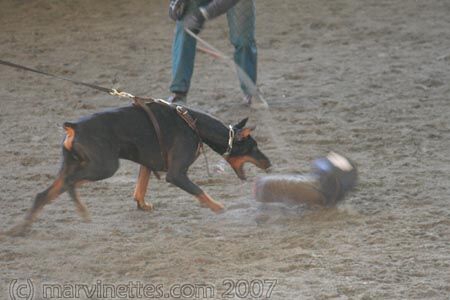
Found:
[1,0,449,299]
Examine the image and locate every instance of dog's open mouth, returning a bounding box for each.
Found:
[226,156,271,180]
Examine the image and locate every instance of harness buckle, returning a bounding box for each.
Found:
[176,105,188,115]
[223,125,234,157]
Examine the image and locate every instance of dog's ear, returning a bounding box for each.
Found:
[234,117,248,130]
[236,125,256,141]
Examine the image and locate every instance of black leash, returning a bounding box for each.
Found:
[0,58,169,170]
[0,58,212,176]
[0,59,113,94]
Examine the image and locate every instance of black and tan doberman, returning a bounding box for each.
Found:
[10,102,271,234]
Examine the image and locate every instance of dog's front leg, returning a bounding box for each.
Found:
[166,171,224,213]
[134,165,153,211]
[196,192,225,213]
[166,142,224,213]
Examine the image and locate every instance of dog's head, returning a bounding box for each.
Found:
[224,118,271,180]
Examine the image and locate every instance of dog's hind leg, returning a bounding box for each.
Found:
[27,175,66,223]
[134,165,153,211]
[68,185,91,222]
[6,174,67,236]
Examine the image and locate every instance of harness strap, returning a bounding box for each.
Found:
[109,90,169,174]
[175,106,200,139]
[132,96,168,175]
[175,105,211,177]
[133,98,209,176]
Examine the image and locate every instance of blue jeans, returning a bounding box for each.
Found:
[170,0,257,96]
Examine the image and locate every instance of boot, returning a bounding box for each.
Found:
[254,152,357,206]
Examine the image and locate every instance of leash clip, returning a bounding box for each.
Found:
[109,88,135,99]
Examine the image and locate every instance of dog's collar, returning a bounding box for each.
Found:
[223,125,234,157]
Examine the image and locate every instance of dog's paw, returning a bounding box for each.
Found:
[137,201,154,212]
[209,201,225,214]
[5,223,30,237]
[197,193,225,214]
[199,200,225,213]
[76,205,91,222]
[81,213,92,223]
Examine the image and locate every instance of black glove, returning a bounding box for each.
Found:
[184,8,206,34]
[169,0,188,21]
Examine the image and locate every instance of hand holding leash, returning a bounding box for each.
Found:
[183,7,208,34]
[169,0,188,21]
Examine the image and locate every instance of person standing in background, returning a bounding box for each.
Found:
[168,0,257,106]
